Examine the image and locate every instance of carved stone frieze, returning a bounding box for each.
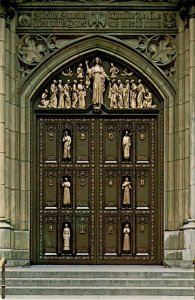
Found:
[17,10,177,34]
[34,56,159,110]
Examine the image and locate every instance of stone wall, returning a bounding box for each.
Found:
[0,0,194,267]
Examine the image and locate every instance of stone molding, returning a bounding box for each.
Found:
[0,0,16,19]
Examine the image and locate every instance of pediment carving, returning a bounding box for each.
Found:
[36,55,158,111]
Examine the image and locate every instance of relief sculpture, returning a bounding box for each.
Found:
[37,57,157,110]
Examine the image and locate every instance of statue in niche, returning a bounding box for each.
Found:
[85,57,109,106]
[63,131,71,160]
[62,177,71,205]
[117,79,124,109]
[137,79,145,108]
[63,223,70,251]
[64,80,72,109]
[76,63,84,79]
[58,80,65,108]
[123,80,130,109]
[122,130,131,160]
[123,223,130,252]
[110,63,119,78]
[122,177,132,205]
[49,80,58,108]
[130,79,137,108]
[78,79,86,109]
[72,80,78,108]
[108,79,118,109]
[38,89,49,108]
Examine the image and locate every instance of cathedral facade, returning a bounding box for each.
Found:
[0,0,195,267]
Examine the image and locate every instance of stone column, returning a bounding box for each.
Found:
[0,3,7,228]
[188,5,195,225]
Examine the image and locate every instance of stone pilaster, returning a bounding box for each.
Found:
[0,3,7,227]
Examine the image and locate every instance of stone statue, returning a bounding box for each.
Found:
[72,80,78,108]
[63,223,70,251]
[110,63,119,78]
[122,177,132,205]
[123,223,130,252]
[58,80,65,108]
[117,79,124,109]
[143,89,154,108]
[76,63,84,79]
[38,89,49,108]
[123,130,131,160]
[64,80,72,109]
[123,80,130,109]
[130,79,137,108]
[63,131,71,160]
[62,177,71,205]
[49,80,58,108]
[137,79,145,108]
[108,79,118,109]
[85,57,109,106]
[78,79,86,109]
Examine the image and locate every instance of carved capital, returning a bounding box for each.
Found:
[0,0,16,19]
[178,0,195,21]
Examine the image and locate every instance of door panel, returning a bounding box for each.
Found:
[33,115,162,264]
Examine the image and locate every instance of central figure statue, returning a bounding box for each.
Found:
[85,57,108,106]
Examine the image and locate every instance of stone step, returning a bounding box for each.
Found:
[6,278,194,288]
[5,270,194,279]
[6,286,193,296]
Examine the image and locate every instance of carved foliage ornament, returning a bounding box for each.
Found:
[127,35,176,79]
[18,34,59,79]
[18,34,176,81]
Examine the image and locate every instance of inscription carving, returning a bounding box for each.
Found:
[18,11,177,30]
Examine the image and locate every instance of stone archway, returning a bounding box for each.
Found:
[18,34,175,264]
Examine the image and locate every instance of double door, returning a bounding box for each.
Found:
[32,115,163,264]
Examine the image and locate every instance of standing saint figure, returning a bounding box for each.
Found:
[123,80,130,109]
[85,57,108,106]
[63,131,71,160]
[76,63,84,79]
[72,80,78,108]
[62,177,71,205]
[78,79,86,109]
[63,223,70,251]
[122,131,131,160]
[110,63,119,78]
[123,224,130,252]
[122,177,132,205]
[58,80,65,108]
[49,80,58,108]
[108,79,118,109]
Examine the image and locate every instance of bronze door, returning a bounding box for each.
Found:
[32,114,163,264]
